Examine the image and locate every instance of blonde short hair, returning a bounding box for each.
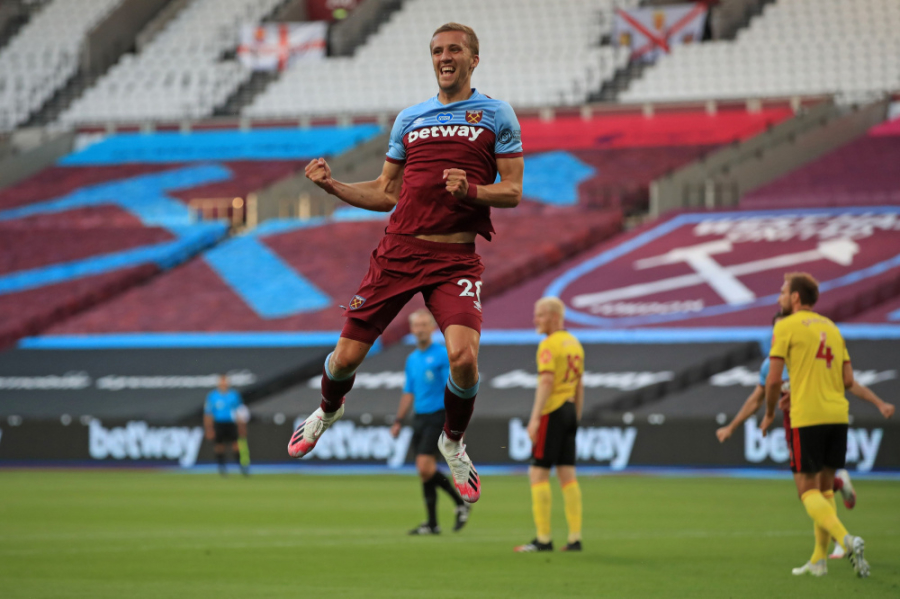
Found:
[535,296,565,319]
[431,22,479,56]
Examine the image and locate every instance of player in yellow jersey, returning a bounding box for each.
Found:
[515,297,585,553]
[760,272,870,578]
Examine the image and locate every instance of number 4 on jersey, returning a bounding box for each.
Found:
[816,332,834,368]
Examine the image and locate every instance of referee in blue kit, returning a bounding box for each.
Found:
[391,309,470,535]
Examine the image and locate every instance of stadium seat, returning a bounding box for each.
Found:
[59,0,282,126]
[622,0,900,103]
[0,0,124,132]
[244,0,637,119]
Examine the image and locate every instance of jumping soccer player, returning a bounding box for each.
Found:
[515,297,584,553]
[760,273,869,577]
[204,374,250,476]
[289,22,524,503]
[391,309,470,535]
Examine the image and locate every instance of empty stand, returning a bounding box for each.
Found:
[518,107,791,213]
[59,0,283,125]
[40,209,623,343]
[0,0,124,132]
[623,0,900,103]
[741,116,900,208]
[482,206,900,330]
[246,0,635,119]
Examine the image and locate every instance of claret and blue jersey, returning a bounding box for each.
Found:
[384,89,523,240]
[404,343,451,415]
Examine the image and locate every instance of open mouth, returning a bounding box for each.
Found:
[440,66,455,76]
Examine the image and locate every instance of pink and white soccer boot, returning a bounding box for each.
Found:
[288,405,344,458]
[438,431,480,503]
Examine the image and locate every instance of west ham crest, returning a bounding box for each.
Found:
[348,295,366,310]
[466,110,483,124]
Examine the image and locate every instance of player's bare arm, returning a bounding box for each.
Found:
[574,377,584,422]
[305,158,403,212]
[717,384,765,442]
[390,392,415,438]
[842,360,854,389]
[848,381,895,419]
[760,357,785,436]
[527,372,555,443]
[443,156,523,208]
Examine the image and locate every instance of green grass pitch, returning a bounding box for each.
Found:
[1,471,898,598]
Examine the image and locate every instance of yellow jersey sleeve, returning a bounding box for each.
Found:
[536,339,555,374]
[769,319,790,359]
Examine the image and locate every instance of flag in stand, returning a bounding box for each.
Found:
[238,22,328,72]
[613,2,709,63]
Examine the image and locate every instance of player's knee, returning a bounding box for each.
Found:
[331,348,364,377]
[447,345,478,377]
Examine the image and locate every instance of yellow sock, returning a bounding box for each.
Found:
[809,491,838,561]
[531,481,552,544]
[801,489,849,551]
[562,481,582,544]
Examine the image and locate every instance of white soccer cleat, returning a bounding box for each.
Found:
[845,535,870,578]
[438,432,481,503]
[792,559,827,577]
[287,405,344,458]
[829,542,846,559]
[836,469,856,509]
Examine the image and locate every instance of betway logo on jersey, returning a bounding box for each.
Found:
[542,208,900,328]
[297,419,412,467]
[89,420,203,467]
[407,125,485,144]
[743,417,883,471]
[508,418,637,469]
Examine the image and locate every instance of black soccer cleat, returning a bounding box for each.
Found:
[408,523,441,535]
[514,539,553,552]
[560,540,582,552]
[453,503,471,532]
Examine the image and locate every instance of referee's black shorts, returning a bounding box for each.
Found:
[531,401,577,469]
[411,410,445,457]
[213,422,239,444]
[789,423,848,474]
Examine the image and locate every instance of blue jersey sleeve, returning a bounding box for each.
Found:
[493,101,523,156]
[758,359,770,387]
[204,391,213,414]
[386,110,408,162]
[403,355,413,394]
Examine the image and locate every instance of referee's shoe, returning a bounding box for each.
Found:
[454,503,471,532]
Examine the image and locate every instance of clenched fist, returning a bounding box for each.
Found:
[306,157,335,193]
[443,168,471,200]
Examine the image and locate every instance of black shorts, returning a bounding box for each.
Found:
[214,422,239,444]
[531,402,577,469]
[789,423,848,474]
[411,410,445,457]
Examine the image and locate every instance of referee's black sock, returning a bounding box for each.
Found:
[423,478,438,528]
[215,452,226,475]
[431,470,464,507]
